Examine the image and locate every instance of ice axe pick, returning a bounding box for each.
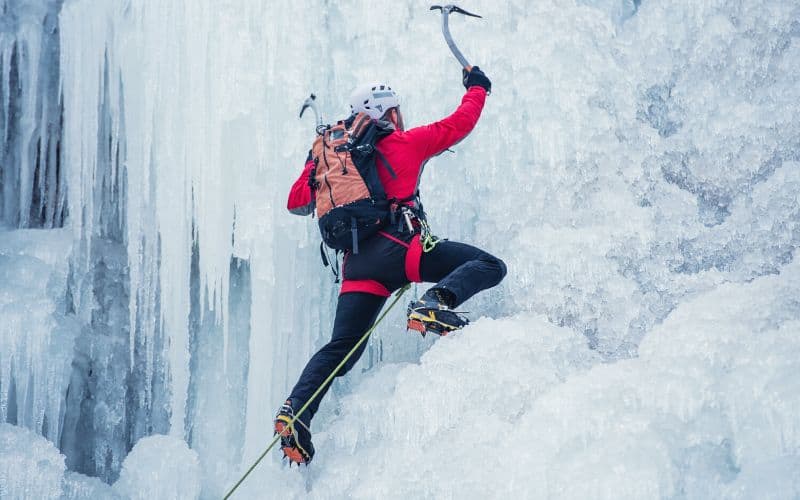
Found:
[430,4,482,72]
[299,93,325,135]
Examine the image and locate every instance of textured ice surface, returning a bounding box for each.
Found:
[0,229,77,441]
[245,261,800,499]
[0,423,65,500]
[0,0,66,228]
[113,435,201,500]
[0,0,797,497]
[62,472,120,500]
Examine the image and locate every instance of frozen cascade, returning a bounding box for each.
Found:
[0,0,797,498]
[0,0,66,229]
[0,229,77,441]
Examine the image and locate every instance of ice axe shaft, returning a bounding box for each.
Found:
[430,5,482,71]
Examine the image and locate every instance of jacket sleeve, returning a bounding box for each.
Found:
[403,86,487,161]
[287,153,315,216]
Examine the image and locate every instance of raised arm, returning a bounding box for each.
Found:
[403,86,487,161]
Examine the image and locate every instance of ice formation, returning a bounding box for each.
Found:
[0,0,798,498]
[0,229,76,440]
[289,260,800,499]
[0,423,65,500]
[113,435,201,500]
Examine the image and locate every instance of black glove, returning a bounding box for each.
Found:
[462,66,491,93]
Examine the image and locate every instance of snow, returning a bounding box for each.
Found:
[0,0,798,497]
[113,434,201,500]
[0,423,64,500]
[245,260,800,499]
[62,472,120,500]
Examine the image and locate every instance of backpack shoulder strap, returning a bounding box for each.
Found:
[374,148,397,179]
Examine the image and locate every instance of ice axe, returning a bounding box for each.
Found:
[299,93,325,135]
[430,5,482,72]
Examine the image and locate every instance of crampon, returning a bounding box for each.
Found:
[407,293,469,337]
[273,401,314,466]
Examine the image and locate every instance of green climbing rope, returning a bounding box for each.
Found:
[223,283,412,499]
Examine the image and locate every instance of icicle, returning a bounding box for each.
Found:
[0,0,75,449]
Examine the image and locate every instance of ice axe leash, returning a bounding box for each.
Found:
[299,93,326,135]
[430,4,482,71]
[222,284,412,499]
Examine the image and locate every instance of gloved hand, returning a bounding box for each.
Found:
[462,66,491,93]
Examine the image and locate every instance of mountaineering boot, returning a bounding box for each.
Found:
[273,400,315,465]
[407,288,469,337]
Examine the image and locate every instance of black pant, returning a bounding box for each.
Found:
[288,230,506,423]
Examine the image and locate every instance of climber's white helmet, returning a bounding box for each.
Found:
[349,82,400,120]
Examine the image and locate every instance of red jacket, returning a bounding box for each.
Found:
[287,86,487,214]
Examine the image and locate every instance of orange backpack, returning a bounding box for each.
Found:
[310,113,395,252]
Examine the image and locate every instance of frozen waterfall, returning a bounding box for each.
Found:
[1,0,799,498]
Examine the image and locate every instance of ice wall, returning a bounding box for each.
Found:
[0,423,65,500]
[56,0,800,495]
[246,260,800,499]
[0,228,77,443]
[0,0,797,497]
[113,434,201,500]
[0,0,66,228]
[440,0,800,357]
[56,0,272,489]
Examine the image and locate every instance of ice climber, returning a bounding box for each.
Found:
[274,67,506,465]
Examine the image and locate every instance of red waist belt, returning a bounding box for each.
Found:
[339,232,423,297]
